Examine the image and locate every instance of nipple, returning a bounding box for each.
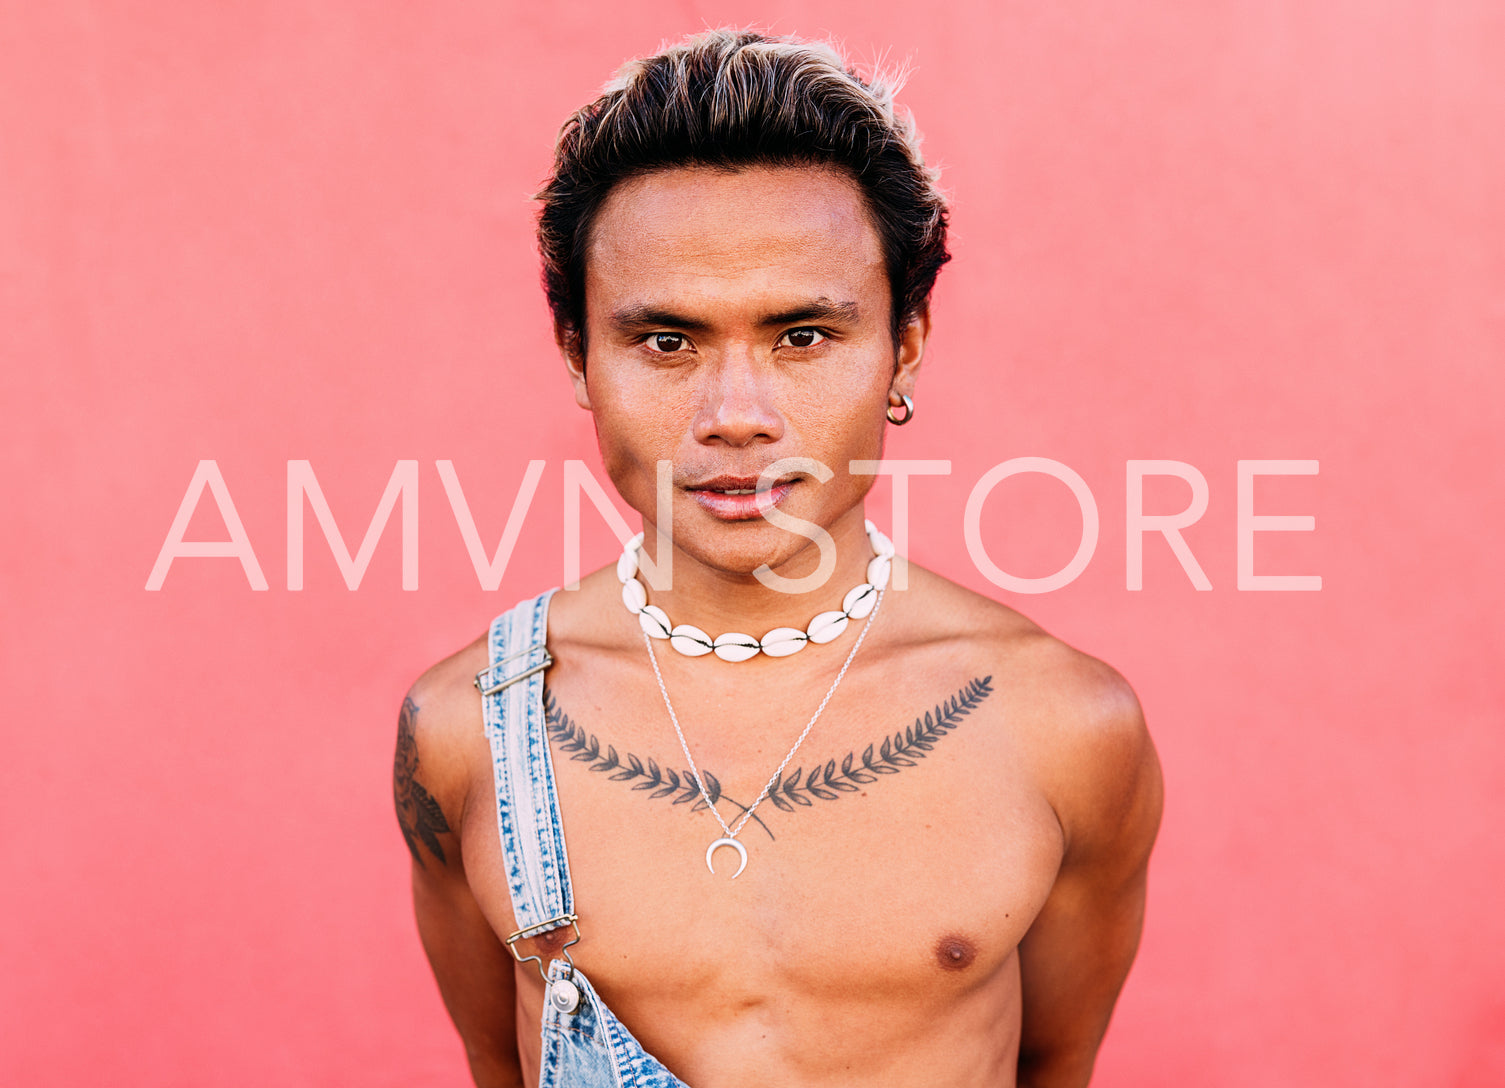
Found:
[934,934,978,971]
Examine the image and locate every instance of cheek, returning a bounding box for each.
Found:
[592,424,658,518]
[794,374,890,445]
[592,403,661,470]
[587,377,692,487]
[590,368,669,440]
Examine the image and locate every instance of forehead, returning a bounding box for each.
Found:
[584,165,888,320]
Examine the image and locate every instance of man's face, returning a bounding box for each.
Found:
[568,164,926,577]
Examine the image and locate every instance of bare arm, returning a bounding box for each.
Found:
[395,687,523,1088]
[1015,662,1164,1088]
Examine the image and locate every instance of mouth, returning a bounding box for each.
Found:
[685,473,800,521]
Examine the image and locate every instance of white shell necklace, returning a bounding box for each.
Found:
[641,565,886,879]
[618,520,895,661]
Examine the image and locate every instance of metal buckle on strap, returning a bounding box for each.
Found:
[506,913,581,981]
[473,644,552,696]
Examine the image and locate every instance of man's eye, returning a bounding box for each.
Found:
[646,332,689,353]
[779,328,827,349]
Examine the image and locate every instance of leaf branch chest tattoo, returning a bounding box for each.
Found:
[544,677,993,840]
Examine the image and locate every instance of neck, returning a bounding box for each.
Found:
[634,507,879,636]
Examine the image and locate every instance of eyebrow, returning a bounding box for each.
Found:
[606,298,861,333]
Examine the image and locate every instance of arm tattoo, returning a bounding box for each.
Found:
[544,689,773,840]
[543,677,993,830]
[393,695,452,867]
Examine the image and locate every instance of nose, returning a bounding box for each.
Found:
[691,354,784,447]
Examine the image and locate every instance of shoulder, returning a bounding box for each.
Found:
[406,629,490,719]
[901,566,1163,863]
[397,628,492,820]
[1010,636,1159,855]
[1015,643,1160,872]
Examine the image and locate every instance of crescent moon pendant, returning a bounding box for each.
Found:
[706,837,747,879]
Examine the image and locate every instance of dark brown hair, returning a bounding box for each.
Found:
[536,28,951,357]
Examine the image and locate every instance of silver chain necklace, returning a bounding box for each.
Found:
[643,585,885,879]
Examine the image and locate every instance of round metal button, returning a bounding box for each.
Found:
[549,977,582,1014]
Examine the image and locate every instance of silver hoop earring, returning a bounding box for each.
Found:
[885,395,915,425]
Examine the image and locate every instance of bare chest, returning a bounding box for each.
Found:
[462,670,1063,1016]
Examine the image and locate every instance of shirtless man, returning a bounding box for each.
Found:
[395,29,1162,1088]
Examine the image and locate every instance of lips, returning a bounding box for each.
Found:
[685,473,799,521]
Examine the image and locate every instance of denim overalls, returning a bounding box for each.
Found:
[478,589,691,1088]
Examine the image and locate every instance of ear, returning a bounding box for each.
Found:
[556,322,591,410]
[889,306,931,403]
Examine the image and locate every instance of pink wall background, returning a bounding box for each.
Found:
[5,2,1502,1085]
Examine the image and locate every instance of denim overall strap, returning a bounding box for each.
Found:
[481,591,691,1088]
[478,589,575,941]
